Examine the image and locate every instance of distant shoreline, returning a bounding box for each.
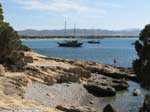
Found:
[20,35,138,40]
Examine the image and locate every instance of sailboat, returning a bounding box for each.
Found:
[57,22,83,47]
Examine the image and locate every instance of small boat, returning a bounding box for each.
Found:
[57,40,83,47]
[88,40,100,44]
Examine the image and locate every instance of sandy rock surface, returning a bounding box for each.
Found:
[0,51,134,112]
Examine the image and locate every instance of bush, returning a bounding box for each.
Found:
[19,44,31,51]
[133,24,150,88]
[5,52,27,71]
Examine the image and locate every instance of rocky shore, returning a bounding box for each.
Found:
[0,51,138,112]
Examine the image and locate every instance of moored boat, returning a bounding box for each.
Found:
[88,40,100,44]
[57,40,83,47]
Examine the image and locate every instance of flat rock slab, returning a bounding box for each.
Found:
[24,82,95,107]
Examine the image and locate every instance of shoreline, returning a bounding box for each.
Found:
[0,51,140,112]
[21,37,138,41]
[20,35,138,40]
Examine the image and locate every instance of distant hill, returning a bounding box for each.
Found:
[17,29,140,37]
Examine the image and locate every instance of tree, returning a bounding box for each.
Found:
[0,3,30,70]
[133,24,150,88]
[0,26,21,60]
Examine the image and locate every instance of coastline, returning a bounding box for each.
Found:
[20,35,139,40]
[21,37,138,41]
[0,51,138,112]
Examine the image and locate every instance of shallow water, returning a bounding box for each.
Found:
[25,81,150,112]
[22,38,137,68]
[90,81,150,112]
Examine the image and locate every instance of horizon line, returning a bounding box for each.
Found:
[17,28,141,31]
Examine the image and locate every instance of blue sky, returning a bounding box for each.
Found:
[1,0,150,30]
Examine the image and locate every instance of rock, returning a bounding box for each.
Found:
[89,101,94,104]
[133,88,141,96]
[83,64,137,82]
[24,56,33,63]
[56,67,91,83]
[47,92,54,98]
[139,94,150,112]
[4,75,30,98]
[44,77,57,85]
[56,105,67,111]
[103,104,118,112]
[0,64,5,76]
[112,80,129,91]
[84,82,116,97]
[56,105,98,112]
[84,65,127,79]
[11,75,29,87]
[26,66,46,80]
[8,52,26,69]
[57,73,80,83]
[84,75,129,97]
[65,67,91,79]
[66,83,70,87]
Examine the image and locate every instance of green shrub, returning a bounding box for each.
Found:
[133,24,150,88]
[19,44,31,51]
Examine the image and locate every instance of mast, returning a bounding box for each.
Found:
[74,24,76,37]
[64,20,67,37]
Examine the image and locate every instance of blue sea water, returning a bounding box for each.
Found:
[22,38,137,68]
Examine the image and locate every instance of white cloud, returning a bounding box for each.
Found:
[13,0,121,20]
[14,0,91,10]
[13,0,106,15]
[103,3,122,8]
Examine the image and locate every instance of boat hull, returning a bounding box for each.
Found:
[58,43,83,47]
[88,41,100,44]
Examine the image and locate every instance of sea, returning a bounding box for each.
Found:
[22,38,137,68]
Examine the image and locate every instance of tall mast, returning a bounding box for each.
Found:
[74,24,76,37]
[64,20,67,37]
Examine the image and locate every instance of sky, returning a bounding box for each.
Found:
[1,0,150,30]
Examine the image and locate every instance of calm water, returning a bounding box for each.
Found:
[96,81,150,112]
[22,38,150,112]
[22,38,137,68]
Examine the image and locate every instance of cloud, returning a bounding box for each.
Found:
[13,0,95,11]
[12,0,121,20]
[103,3,122,8]
[13,0,106,14]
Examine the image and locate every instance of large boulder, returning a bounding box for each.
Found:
[84,82,116,97]
[0,64,5,76]
[103,104,118,112]
[139,94,150,112]
[84,74,128,97]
